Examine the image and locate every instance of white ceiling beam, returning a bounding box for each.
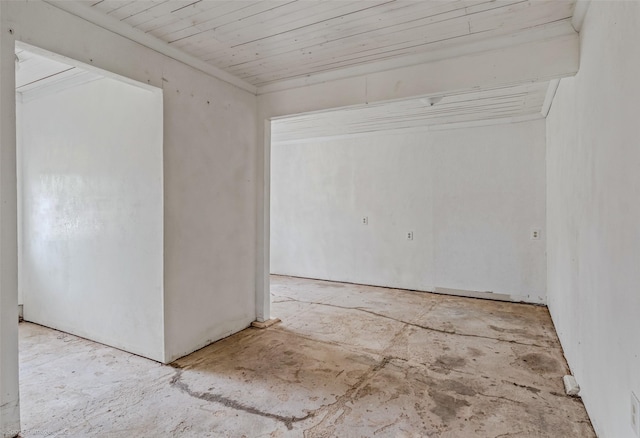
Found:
[572,0,592,32]
[43,0,257,94]
[541,79,561,118]
[256,19,576,95]
[259,33,580,119]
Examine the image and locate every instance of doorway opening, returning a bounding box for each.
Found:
[15,42,164,362]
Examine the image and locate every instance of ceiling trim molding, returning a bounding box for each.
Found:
[257,19,577,95]
[571,0,592,32]
[541,79,561,118]
[272,113,543,145]
[43,0,257,95]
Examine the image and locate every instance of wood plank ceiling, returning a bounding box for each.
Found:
[84,0,576,88]
[15,48,102,94]
[271,81,549,142]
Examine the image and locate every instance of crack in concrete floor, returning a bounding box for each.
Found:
[18,276,596,437]
[169,368,315,430]
[273,293,550,348]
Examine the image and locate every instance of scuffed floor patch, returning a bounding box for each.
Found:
[18,275,595,437]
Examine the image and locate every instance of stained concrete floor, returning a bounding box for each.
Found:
[19,275,595,437]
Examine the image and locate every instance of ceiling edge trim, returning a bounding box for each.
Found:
[43,1,257,95]
[541,79,561,118]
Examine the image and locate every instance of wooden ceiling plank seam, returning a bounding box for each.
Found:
[207,1,374,46]
[165,0,296,43]
[247,18,572,91]
[199,1,476,70]
[271,84,546,135]
[90,0,133,14]
[239,26,499,83]
[221,0,465,64]
[221,0,433,49]
[159,1,278,42]
[229,0,400,49]
[17,66,76,90]
[148,1,266,39]
[162,1,299,43]
[221,1,568,78]
[18,69,96,93]
[470,0,574,33]
[243,16,570,85]
[252,2,564,70]
[215,0,503,66]
[228,18,473,77]
[170,0,204,14]
[114,0,169,24]
[135,13,184,33]
[274,113,534,141]
[275,85,544,126]
[120,0,201,28]
[107,1,168,21]
[169,37,229,60]
[276,110,529,136]
[145,1,265,36]
[222,6,471,69]
[180,0,329,45]
[464,0,528,15]
[49,0,256,93]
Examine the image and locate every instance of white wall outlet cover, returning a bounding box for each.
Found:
[407,231,414,241]
[362,216,368,225]
[632,391,640,436]
[531,228,541,240]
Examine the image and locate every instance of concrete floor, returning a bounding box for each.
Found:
[19,275,594,437]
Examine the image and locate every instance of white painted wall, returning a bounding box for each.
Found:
[1,2,258,434]
[546,2,640,437]
[16,96,22,308]
[271,120,546,303]
[19,77,164,361]
[8,2,256,366]
[255,33,579,322]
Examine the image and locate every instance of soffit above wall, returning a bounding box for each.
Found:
[271,81,549,142]
[61,0,576,92]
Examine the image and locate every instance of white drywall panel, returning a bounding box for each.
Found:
[16,96,22,307]
[161,55,257,362]
[255,32,578,322]
[0,10,257,432]
[20,77,164,361]
[271,120,546,303]
[546,2,640,436]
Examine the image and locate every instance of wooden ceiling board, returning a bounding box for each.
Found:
[83,0,576,88]
[230,2,575,84]
[106,0,169,21]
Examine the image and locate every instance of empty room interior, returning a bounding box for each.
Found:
[0,1,638,437]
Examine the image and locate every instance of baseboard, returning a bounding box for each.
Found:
[251,318,281,329]
[434,287,512,302]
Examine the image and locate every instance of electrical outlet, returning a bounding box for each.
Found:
[407,231,414,241]
[362,216,368,225]
[632,392,640,436]
[531,229,541,240]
